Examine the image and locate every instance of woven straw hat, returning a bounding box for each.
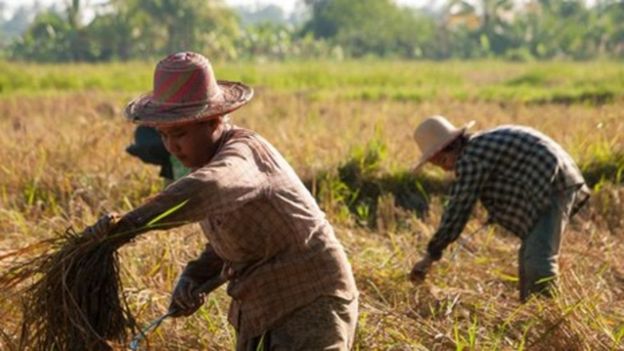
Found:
[125,52,253,127]
[412,115,475,172]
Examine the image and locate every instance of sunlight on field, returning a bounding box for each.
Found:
[0,61,623,350]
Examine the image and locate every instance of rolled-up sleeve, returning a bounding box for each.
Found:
[427,158,487,260]
[182,244,225,282]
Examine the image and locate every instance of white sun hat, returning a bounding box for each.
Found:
[411,115,475,172]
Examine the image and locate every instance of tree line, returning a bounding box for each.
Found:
[1,0,623,62]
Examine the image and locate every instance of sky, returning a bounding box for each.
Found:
[3,0,432,16]
[225,0,430,14]
[0,0,599,20]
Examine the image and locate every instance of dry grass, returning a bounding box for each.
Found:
[1,228,135,351]
[0,62,623,350]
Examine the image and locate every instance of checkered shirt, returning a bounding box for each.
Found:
[124,126,358,340]
[427,125,590,260]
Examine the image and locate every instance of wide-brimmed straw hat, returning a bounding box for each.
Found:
[125,51,253,127]
[411,115,475,172]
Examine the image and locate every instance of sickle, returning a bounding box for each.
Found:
[128,275,227,350]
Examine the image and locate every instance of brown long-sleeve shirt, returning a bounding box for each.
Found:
[121,126,358,340]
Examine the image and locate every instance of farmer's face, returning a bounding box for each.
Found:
[157,119,223,169]
[430,150,457,172]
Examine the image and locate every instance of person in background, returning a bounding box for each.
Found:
[126,125,189,184]
[408,115,590,302]
[86,51,359,350]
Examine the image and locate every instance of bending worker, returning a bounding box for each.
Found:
[409,115,590,301]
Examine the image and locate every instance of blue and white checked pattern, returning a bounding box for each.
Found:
[427,125,590,260]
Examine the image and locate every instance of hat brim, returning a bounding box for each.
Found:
[124,80,253,127]
[410,121,475,173]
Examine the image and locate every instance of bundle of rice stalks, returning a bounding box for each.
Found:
[0,227,140,350]
[0,203,189,350]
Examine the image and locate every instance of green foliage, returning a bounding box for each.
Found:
[4,60,624,109]
[316,133,440,228]
[302,0,436,58]
[3,0,624,61]
[9,0,240,62]
[581,144,624,188]
[336,135,387,226]
[132,0,240,57]
[9,11,76,62]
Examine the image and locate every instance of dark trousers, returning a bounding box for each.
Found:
[518,190,576,302]
[237,295,358,351]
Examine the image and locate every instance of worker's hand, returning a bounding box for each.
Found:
[83,212,121,239]
[409,254,434,284]
[169,275,204,317]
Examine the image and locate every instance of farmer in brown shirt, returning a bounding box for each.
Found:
[87,52,358,350]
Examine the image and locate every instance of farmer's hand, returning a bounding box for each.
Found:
[83,212,121,239]
[169,275,204,317]
[409,253,434,284]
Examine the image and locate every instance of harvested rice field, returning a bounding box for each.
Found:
[0,60,623,350]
